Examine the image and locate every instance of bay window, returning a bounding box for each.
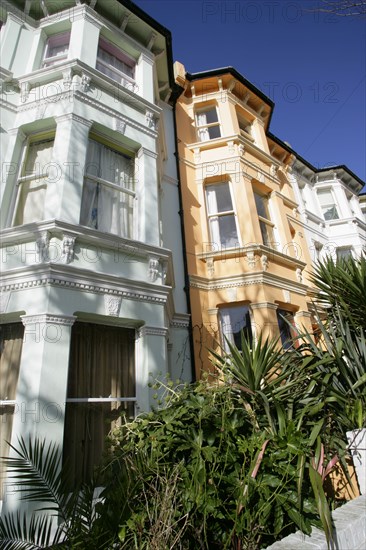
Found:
[42,32,70,67]
[96,38,135,88]
[13,138,54,226]
[63,322,135,485]
[219,305,253,352]
[206,182,239,248]
[80,139,135,238]
[196,107,221,141]
[0,323,24,498]
[254,192,275,247]
[317,189,339,220]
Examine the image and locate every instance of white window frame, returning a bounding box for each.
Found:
[196,106,221,142]
[317,188,340,221]
[80,138,136,238]
[12,137,54,227]
[205,181,240,249]
[96,37,136,90]
[253,191,276,248]
[42,32,70,67]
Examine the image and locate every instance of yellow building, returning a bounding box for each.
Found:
[174,63,314,377]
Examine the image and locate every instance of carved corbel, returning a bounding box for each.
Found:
[246,250,256,269]
[81,73,91,93]
[148,256,160,282]
[261,254,268,271]
[36,231,50,262]
[62,234,76,264]
[206,257,214,277]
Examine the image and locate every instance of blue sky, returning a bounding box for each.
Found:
[134,0,366,189]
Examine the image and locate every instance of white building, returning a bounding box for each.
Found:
[267,134,366,263]
[0,0,191,507]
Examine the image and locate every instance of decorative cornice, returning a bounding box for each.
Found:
[138,325,169,338]
[189,272,308,296]
[251,302,278,310]
[170,314,190,329]
[1,270,169,305]
[21,313,77,326]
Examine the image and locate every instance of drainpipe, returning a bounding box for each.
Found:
[170,82,196,382]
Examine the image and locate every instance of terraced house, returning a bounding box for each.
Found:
[0,0,191,510]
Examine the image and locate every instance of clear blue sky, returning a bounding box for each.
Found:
[134,0,366,189]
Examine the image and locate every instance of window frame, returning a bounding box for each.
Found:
[253,191,276,247]
[317,188,340,221]
[195,105,221,142]
[96,37,136,88]
[219,305,253,352]
[80,137,136,238]
[276,309,297,350]
[42,32,70,67]
[205,181,240,249]
[12,136,55,227]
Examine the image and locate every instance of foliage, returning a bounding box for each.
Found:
[1,255,365,548]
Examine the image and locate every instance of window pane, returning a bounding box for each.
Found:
[220,306,252,351]
[207,184,233,214]
[337,248,352,261]
[277,310,295,350]
[207,125,221,139]
[217,215,238,247]
[198,108,218,125]
[322,205,339,220]
[14,140,54,226]
[317,190,334,206]
[259,220,274,246]
[254,192,270,220]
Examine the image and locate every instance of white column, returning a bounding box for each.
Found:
[0,13,23,71]
[135,325,168,413]
[45,114,92,223]
[68,10,101,67]
[136,147,159,245]
[24,28,46,73]
[332,184,353,218]
[135,52,154,103]
[0,128,26,228]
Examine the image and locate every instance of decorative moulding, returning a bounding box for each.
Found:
[104,294,122,317]
[20,313,77,326]
[138,325,169,339]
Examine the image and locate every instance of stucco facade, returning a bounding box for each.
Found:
[290,159,366,263]
[0,0,191,509]
[174,64,314,377]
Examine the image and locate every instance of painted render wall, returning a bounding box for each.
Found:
[0,0,191,513]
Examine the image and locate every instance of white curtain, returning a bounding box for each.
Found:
[81,140,133,237]
[197,112,210,142]
[206,186,220,247]
[14,140,53,225]
[220,306,251,351]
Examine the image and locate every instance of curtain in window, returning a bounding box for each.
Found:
[80,140,134,237]
[220,306,252,351]
[206,186,220,246]
[197,112,210,141]
[0,323,24,498]
[14,140,53,225]
[63,323,135,485]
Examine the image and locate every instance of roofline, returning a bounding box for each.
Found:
[267,132,365,190]
[117,0,175,88]
[186,67,274,109]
